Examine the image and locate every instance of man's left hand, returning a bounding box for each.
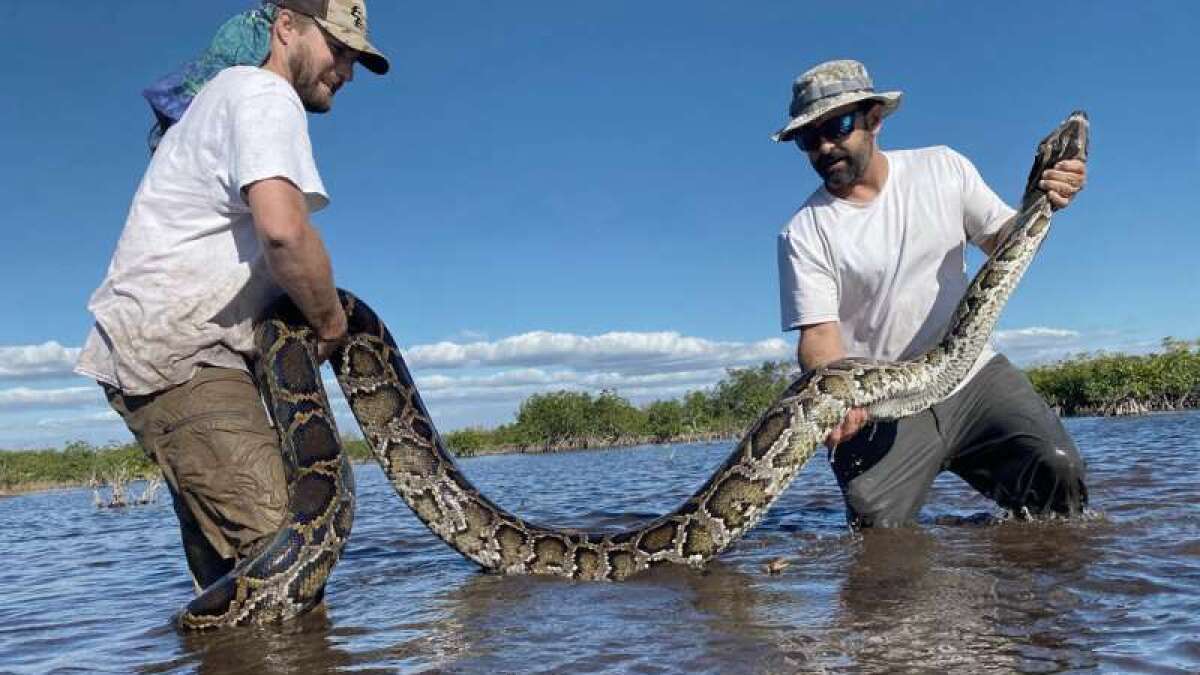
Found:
[1039,159,1087,210]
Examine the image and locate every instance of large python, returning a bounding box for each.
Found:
[176,111,1088,629]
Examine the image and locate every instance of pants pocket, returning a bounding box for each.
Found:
[158,408,288,559]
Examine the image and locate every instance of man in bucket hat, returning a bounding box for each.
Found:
[76,1,389,594]
[774,60,1089,527]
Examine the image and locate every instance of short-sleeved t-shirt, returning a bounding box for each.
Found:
[75,66,328,395]
[776,146,1015,392]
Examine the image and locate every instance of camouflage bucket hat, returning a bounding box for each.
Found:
[771,60,901,142]
[274,0,390,74]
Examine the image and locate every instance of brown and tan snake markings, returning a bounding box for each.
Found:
[175,112,1088,628]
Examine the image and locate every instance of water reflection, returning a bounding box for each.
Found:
[428,562,799,674]
[144,607,361,675]
[821,522,1104,672]
[831,528,1018,671]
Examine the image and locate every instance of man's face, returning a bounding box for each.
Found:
[289,22,358,114]
[796,104,875,193]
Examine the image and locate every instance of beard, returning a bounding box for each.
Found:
[812,143,870,193]
[289,43,335,113]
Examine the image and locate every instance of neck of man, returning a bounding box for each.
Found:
[828,148,888,203]
[261,49,295,89]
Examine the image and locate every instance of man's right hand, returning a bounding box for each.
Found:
[797,322,869,448]
[826,406,868,449]
[315,310,349,364]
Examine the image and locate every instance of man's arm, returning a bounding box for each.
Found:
[976,212,1019,257]
[798,320,846,371]
[246,178,347,361]
[798,321,869,447]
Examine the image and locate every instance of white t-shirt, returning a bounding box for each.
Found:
[777,146,1015,391]
[75,66,328,395]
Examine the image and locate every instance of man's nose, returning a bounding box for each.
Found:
[338,59,356,84]
[815,137,837,155]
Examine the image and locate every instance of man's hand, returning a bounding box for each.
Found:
[1039,159,1087,210]
[315,310,349,364]
[797,322,870,448]
[826,407,868,449]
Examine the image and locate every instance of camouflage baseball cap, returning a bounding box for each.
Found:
[771,60,901,142]
[273,0,390,74]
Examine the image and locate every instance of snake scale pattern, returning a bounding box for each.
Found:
[176,111,1088,629]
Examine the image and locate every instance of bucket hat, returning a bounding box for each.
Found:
[771,59,901,142]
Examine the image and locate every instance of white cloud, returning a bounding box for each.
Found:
[0,386,100,410]
[34,409,121,430]
[994,326,1082,365]
[415,367,725,392]
[0,342,81,380]
[406,331,791,373]
[0,330,771,446]
[995,326,1080,344]
[992,326,1179,366]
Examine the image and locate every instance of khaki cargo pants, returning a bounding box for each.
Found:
[104,366,288,590]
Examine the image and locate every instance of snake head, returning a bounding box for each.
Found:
[1021,110,1090,211]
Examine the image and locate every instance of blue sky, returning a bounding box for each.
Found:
[0,1,1196,449]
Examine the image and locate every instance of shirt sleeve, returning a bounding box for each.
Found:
[777,220,839,332]
[948,147,1016,247]
[230,91,329,213]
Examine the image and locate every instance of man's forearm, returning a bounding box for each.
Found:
[261,225,345,340]
[247,179,346,342]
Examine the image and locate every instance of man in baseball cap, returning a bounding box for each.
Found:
[772,59,1090,528]
[77,1,392,612]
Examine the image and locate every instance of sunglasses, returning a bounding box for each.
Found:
[794,109,861,152]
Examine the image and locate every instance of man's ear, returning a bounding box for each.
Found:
[866,103,884,136]
[274,9,297,46]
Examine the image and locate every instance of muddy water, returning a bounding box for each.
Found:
[1,411,1197,673]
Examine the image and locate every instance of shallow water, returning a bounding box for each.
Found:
[1,411,1198,674]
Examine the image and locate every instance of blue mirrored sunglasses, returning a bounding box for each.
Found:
[794,109,860,152]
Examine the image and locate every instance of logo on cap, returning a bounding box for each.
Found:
[350,5,364,28]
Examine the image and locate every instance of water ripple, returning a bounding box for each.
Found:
[0,411,1196,673]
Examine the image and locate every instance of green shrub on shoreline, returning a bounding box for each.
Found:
[4,340,1195,494]
[0,438,378,496]
[0,441,158,495]
[1027,338,1200,416]
[443,361,796,457]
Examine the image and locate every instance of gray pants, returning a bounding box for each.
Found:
[830,355,1088,528]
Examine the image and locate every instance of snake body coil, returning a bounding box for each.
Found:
[176,112,1088,629]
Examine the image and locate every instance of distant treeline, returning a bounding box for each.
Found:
[0,441,157,495]
[3,341,1196,492]
[1027,338,1200,417]
[444,361,796,457]
[0,438,375,495]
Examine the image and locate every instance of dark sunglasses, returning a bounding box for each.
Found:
[794,109,861,152]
